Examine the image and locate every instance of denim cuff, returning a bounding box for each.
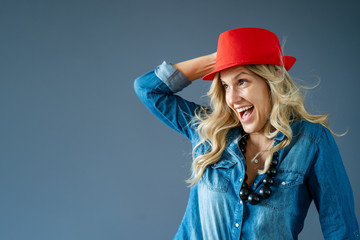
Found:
[154,61,192,93]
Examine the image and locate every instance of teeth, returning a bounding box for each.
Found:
[236,106,253,113]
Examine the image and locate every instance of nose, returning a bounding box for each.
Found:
[227,87,242,105]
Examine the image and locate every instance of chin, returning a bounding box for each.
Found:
[241,123,265,135]
[241,125,254,134]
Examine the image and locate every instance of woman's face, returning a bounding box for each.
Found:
[220,65,272,135]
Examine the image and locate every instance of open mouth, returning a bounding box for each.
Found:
[237,105,254,121]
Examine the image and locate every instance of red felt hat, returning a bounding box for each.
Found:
[202,28,296,80]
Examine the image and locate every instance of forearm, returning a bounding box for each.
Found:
[173,52,216,82]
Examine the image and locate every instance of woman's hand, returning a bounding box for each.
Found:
[173,52,217,82]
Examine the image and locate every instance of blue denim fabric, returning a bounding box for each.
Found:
[134,61,359,240]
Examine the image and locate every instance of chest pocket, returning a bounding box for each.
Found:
[202,158,237,193]
[260,169,304,211]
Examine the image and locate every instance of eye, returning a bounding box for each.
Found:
[222,83,229,90]
[238,79,247,85]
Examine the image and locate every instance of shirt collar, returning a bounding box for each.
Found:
[274,130,286,142]
[226,127,286,145]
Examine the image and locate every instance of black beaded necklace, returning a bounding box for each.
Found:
[238,130,279,205]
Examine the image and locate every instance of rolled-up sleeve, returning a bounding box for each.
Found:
[155,61,192,93]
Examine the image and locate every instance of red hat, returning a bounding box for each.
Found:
[202,27,296,80]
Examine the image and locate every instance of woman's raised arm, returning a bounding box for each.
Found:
[134,53,216,140]
[173,52,216,81]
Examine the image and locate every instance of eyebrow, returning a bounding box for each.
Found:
[232,71,249,80]
[220,71,249,83]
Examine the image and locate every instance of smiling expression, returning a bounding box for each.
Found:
[220,65,272,135]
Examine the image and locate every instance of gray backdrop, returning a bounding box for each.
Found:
[1,0,359,239]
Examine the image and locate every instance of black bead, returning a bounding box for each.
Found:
[268,167,277,177]
[240,147,246,154]
[241,181,248,189]
[243,134,249,140]
[259,186,272,199]
[270,158,279,166]
[239,138,247,147]
[239,188,250,200]
[248,193,260,205]
[263,176,275,186]
[243,174,248,182]
[273,152,279,158]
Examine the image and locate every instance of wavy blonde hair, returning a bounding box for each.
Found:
[187,64,333,186]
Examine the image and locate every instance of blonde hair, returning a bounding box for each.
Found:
[187,64,333,186]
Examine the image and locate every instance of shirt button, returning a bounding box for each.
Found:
[281,181,286,186]
[240,178,243,182]
[240,200,243,204]
[235,223,239,228]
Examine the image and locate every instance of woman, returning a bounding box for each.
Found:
[134,28,359,239]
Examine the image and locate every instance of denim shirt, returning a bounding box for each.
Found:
[134,61,359,240]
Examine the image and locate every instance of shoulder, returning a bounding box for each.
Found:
[290,120,330,145]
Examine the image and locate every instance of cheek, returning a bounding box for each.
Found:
[263,97,272,117]
[255,92,272,117]
[225,95,231,108]
[264,90,272,113]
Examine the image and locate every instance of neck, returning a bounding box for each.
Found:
[247,133,273,151]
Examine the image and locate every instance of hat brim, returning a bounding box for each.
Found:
[202,56,297,81]
[283,56,296,72]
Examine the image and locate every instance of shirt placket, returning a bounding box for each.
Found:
[228,137,247,239]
